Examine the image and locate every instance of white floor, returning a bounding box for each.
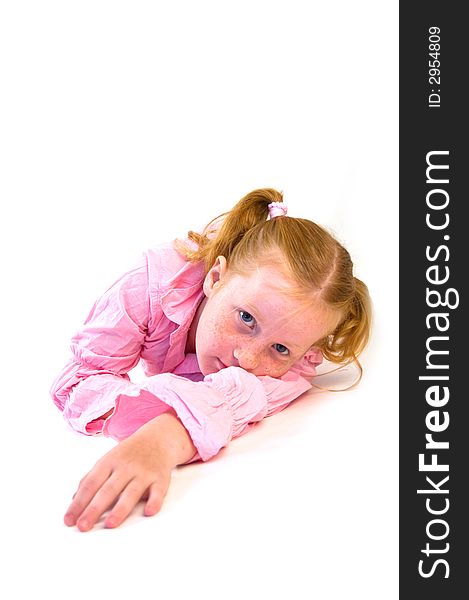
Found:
[1,2,398,598]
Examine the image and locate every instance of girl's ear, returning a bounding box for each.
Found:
[288,347,324,381]
[203,256,227,296]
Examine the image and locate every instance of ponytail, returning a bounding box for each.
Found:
[317,277,372,381]
[176,188,284,272]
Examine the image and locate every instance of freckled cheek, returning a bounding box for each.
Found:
[206,313,238,353]
[253,356,289,378]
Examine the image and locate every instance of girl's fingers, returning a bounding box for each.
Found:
[143,482,166,517]
[73,471,130,532]
[104,480,148,529]
[64,466,112,527]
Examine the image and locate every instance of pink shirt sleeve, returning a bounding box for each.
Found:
[102,366,314,462]
[50,252,322,463]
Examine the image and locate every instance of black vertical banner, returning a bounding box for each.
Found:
[400,2,466,597]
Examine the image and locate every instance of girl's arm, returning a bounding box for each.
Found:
[53,247,321,529]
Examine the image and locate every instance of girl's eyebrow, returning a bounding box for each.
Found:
[242,301,261,316]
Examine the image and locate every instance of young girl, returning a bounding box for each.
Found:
[50,188,372,532]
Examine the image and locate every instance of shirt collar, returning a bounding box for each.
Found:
[160,260,206,326]
[159,259,206,373]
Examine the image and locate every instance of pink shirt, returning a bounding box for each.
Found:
[50,241,323,463]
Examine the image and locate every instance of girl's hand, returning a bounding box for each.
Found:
[64,411,196,531]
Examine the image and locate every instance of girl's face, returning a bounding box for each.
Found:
[192,256,341,377]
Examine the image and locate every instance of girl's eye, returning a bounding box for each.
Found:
[273,343,290,356]
[239,310,255,327]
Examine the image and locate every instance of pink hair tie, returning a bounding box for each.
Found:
[268,201,288,219]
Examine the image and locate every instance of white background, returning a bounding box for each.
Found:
[0,1,398,598]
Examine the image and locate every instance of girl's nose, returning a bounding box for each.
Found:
[233,347,260,371]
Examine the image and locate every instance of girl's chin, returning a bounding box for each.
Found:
[211,358,229,373]
[198,357,225,376]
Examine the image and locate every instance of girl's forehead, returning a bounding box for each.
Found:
[226,265,309,303]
